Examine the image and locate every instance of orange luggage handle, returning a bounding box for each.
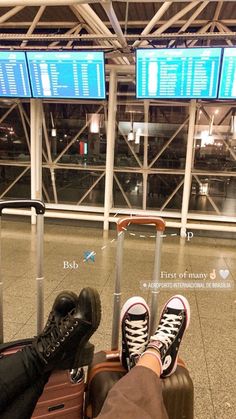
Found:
[117,216,165,232]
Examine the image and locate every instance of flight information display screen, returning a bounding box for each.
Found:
[136,48,222,99]
[0,51,31,97]
[218,48,236,99]
[26,51,106,99]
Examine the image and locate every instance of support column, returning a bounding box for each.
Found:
[103,69,117,230]
[30,99,43,224]
[142,100,149,210]
[180,99,196,238]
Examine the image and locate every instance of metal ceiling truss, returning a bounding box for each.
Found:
[1,0,233,4]
[0,1,234,61]
[0,31,235,42]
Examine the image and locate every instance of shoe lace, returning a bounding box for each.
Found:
[150,313,182,348]
[35,312,79,358]
[125,319,148,356]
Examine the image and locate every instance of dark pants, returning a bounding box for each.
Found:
[0,347,49,419]
[0,351,168,419]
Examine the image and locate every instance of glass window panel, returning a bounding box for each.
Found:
[113,172,143,209]
[147,174,184,211]
[43,102,106,167]
[149,128,188,169]
[194,105,236,172]
[116,102,144,167]
[0,107,30,161]
[47,169,105,206]
[0,166,30,198]
[189,175,236,216]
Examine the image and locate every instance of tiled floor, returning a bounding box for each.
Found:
[1,218,236,419]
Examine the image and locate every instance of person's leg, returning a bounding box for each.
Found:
[97,362,168,419]
[97,294,190,419]
[0,290,78,412]
[0,374,50,419]
[0,346,49,412]
[0,287,101,416]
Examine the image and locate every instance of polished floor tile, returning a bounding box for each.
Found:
[0,218,235,419]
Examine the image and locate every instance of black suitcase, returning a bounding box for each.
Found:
[85,216,194,419]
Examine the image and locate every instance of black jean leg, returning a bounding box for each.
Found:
[0,346,46,412]
[0,374,50,419]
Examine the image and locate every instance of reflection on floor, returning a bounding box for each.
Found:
[1,218,236,419]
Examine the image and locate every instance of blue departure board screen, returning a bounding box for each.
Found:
[26,51,106,99]
[136,48,222,99]
[0,51,31,98]
[218,48,236,99]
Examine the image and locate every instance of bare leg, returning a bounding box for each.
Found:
[137,348,162,376]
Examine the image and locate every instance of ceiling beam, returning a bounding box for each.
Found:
[0,0,232,4]
[0,0,97,5]
[136,0,202,47]
[49,23,83,47]
[21,6,46,47]
[177,1,210,32]
[0,31,235,42]
[0,6,25,23]
[169,1,210,47]
[0,19,236,30]
[70,5,125,64]
[73,4,130,63]
[216,21,234,46]
[207,1,223,45]
[66,24,83,47]
[187,21,213,46]
[102,1,127,48]
[133,1,172,47]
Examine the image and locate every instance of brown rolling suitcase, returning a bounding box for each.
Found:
[85,216,194,419]
[0,199,86,419]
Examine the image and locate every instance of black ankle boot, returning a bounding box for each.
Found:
[43,291,78,333]
[32,287,101,371]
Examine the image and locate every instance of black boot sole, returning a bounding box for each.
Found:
[73,287,101,368]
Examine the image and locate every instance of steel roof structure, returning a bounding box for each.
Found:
[0,1,235,64]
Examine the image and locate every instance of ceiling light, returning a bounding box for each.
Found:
[128,111,134,141]
[50,112,56,137]
[128,129,134,141]
[87,114,103,134]
[201,130,214,147]
[51,128,57,137]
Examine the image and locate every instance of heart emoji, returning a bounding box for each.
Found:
[219,269,230,280]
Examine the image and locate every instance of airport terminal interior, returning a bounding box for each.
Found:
[0,1,236,419]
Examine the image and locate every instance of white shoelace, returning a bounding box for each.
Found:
[125,319,148,355]
[150,314,182,347]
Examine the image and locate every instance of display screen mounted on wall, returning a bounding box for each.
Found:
[136,48,222,99]
[0,51,31,98]
[26,51,106,99]
[218,48,236,99]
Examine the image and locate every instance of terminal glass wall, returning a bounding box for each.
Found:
[0,77,236,225]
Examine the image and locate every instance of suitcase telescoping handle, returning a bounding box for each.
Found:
[111,216,165,351]
[0,199,45,344]
[0,199,45,215]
